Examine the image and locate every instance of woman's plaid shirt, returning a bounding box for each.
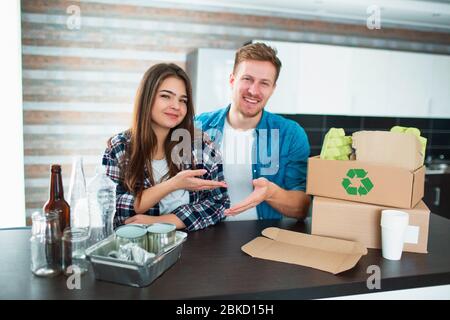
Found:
[102,131,230,231]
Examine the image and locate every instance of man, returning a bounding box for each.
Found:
[196,42,310,220]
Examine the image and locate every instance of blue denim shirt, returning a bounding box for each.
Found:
[195,105,310,220]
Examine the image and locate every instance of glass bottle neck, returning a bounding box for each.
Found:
[49,171,65,200]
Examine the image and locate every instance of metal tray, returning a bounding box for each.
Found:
[86,231,187,287]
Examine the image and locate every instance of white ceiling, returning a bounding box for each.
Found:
[162,0,450,31]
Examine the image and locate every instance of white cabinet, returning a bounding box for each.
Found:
[188,44,450,118]
[350,48,433,118]
[430,54,450,118]
[297,43,353,115]
[187,48,235,115]
[385,51,432,118]
[349,48,391,116]
[255,41,354,115]
[263,41,300,114]
[259,41,355,115]
[259,40,450,118]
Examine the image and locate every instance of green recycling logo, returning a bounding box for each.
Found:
[341,169,374,196]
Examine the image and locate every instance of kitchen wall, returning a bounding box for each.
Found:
[21,0,450,221]
[282,114,450,159]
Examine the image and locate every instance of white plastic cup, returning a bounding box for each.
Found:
[380,210,409,260]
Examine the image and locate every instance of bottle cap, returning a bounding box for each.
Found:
[51,164,62,172]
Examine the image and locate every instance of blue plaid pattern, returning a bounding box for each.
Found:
[102,131,230,231]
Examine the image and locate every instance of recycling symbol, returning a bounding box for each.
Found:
[342,169,374,196]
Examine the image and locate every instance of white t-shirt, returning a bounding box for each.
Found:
[220,119,258,221]
[152,159,189,215]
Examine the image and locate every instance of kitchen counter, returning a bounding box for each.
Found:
[1,213,449,300]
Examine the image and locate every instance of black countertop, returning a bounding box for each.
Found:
[1,214,449,299]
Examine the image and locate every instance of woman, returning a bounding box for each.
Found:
[102,63,229,231]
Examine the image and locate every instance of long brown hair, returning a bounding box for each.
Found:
[122,63,195,196]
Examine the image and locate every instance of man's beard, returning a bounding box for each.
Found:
[238,97,264,118]
[239,107,262,118]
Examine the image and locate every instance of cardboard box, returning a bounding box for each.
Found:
[353,131,423,171]
[306,156,425,208]
[241,227,367,274]
[311,196,430,254]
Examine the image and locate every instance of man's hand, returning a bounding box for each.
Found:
[224,177,275,216]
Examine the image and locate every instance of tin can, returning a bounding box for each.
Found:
[115,224,148,251]
[146,223,176,254]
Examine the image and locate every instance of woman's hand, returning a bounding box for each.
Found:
[125,214,155,225]
[125,213,186,229]
[169,169,227,191]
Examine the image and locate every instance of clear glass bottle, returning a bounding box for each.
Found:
[87,165,116,246]
[30,210,62,277]
[68,156,90,235]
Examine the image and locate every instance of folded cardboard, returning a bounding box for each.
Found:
[311,196,430,254]
[352,131,423,171]
[306,156,425,208]
[241,227,367,274]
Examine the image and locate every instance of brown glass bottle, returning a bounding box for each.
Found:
[43,165,71,232]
